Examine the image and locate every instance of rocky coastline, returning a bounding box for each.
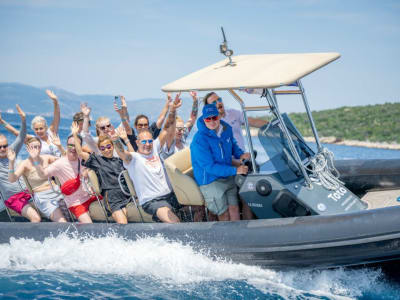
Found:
[244,128,400,150]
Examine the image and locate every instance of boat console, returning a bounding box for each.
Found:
[237,114,367,219]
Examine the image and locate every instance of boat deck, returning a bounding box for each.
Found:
[362,189,400,209]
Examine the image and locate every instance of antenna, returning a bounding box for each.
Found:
[219,27,234,65]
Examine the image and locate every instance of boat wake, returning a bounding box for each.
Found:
[0,233,398,299]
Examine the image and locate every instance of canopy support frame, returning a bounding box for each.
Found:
[297,80,323,152]
[228,89,257,174]
[265,89,313,187]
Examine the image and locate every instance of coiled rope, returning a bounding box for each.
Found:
[305,147,343,190]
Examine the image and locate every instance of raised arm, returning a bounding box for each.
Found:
[71,122,90,161]
[185,91,199,132]
[115,126,135,152]
[0,111,20,137]
[9,105,28,155]
[155,93,172,129]
[159,93,181,148]
[107,131,133,164]
[46,90,60,135]
[114,95,133,135]
[80,104,100,154]
[7,148,26,183]
[49,132,65,156]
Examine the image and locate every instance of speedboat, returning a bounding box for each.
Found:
[1,35,400,271]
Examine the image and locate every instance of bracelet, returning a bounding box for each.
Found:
[33,161,40,166]
[8,169,14,173]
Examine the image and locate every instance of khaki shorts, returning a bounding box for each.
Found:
[199,176,238,216]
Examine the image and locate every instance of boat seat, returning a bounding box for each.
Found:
[164,147,205,206]
[120,170,153,223]
[86,170,112,222]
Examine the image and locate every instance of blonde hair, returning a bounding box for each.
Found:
[176,116,184,123]
[31,116,48,131]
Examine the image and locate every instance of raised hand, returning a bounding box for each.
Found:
[7,148,16,162]
[105,130,119,142]
[46,90,58,102]
[15,104,26,121]
[26,144,40,161]
[0,112,3,125]
[80,102,91,117]
[171,92,182,110]
[115,126,128,140]
[49,132,62,147]
[70,121,80,135]
[189,91,197,100]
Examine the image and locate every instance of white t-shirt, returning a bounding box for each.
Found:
[221,108,245,151]
[123,139,171,205]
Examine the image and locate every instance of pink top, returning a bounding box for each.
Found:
[46,157,90,208]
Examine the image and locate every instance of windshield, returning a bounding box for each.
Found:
[255,113,314,182]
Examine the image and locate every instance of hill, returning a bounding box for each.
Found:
[286,103,400,144]
[0,82,194,122]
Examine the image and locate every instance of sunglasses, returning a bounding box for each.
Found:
[34,127,45,131]
[204,116,219,122]
[137,123,149,128]
[140,139,153,145]
[29,145,41,150]
[99,124,112,131]
[176,127,185,132]
[0,144,8,149]
[216,97,223,103]
[99,144,113,151]
[67,144,76,149]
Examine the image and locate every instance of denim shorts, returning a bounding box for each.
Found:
[142,192,181,222]
[199,176,238,216]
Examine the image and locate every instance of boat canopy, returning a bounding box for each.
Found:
[162,52,340,92]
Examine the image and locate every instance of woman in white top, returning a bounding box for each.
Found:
[5,90,64,157]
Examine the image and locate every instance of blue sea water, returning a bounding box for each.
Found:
[1,113,400,299]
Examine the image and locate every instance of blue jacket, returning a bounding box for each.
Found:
[190,118,244,186]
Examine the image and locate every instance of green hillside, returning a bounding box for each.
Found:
[286,102,400,143]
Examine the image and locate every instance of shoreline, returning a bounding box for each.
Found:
[303,136,400,150]
[244,128,400,150]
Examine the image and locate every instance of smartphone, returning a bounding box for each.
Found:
[114,96,122,109]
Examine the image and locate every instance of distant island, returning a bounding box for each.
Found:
[257,102,400,150]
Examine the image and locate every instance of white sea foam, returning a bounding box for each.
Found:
[0,233,385,299]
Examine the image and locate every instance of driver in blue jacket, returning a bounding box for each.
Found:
[191,104,250,221]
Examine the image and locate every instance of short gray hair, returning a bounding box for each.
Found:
[31,116,48,131]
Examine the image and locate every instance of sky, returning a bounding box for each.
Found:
[0,0,399,113]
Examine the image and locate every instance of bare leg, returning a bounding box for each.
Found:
[241,199,254,220]
[228,205,240,221]
[156,207,180,223]
[50,208,67,223]
[77,212,92,223]
[217,209,230,221]
[112,209,128,224]
[21,204,41,223]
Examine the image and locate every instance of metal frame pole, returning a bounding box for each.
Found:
[228,89,257,174]
[297,80,323,152]
[266,89,312,187]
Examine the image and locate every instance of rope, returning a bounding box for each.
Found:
[305,147,343,191]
